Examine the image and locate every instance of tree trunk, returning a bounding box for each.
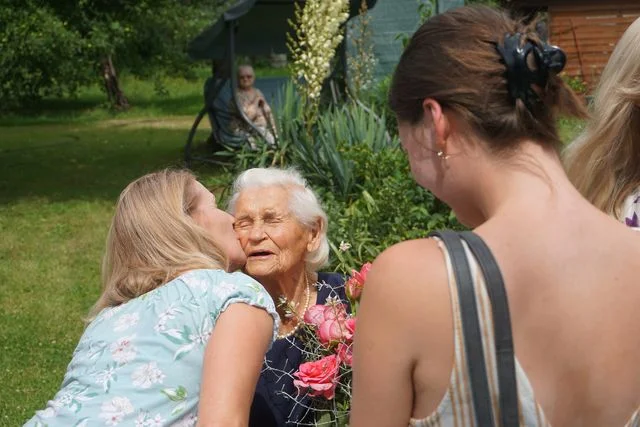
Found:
[102,55,129,110]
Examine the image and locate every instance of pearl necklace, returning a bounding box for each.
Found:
[276,276,313,340]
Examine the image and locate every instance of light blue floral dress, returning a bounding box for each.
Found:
[24,269,279,427]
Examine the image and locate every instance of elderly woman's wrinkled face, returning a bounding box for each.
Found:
[233,186,315,280]
[238,66,255,91]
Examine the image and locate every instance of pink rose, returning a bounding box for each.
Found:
[318,318,346,345]
[293,355,340,400]
[345,263,372,301]
[303,302,351,345]
[323,303,347,321]
[303,304,326,327]
[343,317,356,342]
[336,342,353,366]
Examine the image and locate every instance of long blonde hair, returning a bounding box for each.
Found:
[88,169,227,320]
[564,17,640,217]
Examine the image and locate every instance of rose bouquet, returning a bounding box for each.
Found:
[290,262,371,426]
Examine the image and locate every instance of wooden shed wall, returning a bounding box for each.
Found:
[548,2,640,87]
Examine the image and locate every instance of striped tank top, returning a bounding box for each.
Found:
[409,238,640,427]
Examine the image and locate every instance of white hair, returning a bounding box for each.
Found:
[228,167,329,271]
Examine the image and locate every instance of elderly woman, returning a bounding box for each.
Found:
[25,169,278,426]
[228,167,346,426]
[230,64,278,147]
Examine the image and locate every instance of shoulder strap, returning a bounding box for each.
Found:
[459,231,520,427]
[428,230,495,426]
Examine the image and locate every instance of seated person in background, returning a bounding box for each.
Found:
[24,169,279,427]
[227,167,347,427]
[564,17,640,229]
[230,64,278,147]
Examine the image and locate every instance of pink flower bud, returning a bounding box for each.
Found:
[344,317,356,342]
[345,277,362,301]
[336,342,353,366]
[345,262,372,301]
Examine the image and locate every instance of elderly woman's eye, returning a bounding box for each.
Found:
[234,221,251,230]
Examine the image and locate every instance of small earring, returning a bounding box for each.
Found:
[437,150,450,160]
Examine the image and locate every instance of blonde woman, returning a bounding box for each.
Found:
[24,169,279,427]
[564,17,640,228]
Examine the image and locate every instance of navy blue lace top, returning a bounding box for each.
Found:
[249,272,347,427]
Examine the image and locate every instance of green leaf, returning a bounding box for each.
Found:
[316,412,334,425]
[74,418,90,427]
[162,386,188,402]
[173,342,196,361]
[176,385,187,399]
[171,401,187,415]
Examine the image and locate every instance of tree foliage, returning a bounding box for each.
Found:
[0,0,231,109]
[0,5,91,108]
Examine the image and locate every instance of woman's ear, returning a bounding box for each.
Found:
[306,218,323,253]
[422,99,450,153]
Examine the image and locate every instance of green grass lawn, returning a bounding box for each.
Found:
[0,65,288,126]
[0,73,207,126]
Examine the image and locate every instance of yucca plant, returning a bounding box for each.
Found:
[316,103,395,151]
[307,103,396,198]
[287,0,350,132]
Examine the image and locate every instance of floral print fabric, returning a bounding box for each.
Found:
[25,269,278,427]
[622,189,640,230]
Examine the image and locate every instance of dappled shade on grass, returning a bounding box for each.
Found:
[0,72,206,126]
[1,125,188,203]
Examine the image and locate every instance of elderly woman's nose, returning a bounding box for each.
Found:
[247,222,266,240]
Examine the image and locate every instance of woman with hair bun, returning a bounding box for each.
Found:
[351,5,640,427]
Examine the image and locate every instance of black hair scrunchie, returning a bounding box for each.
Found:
[496,32,566,111]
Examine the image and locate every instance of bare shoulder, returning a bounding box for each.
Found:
[360,238,455,406]
[363,238,452,343]
[366,238,448,299]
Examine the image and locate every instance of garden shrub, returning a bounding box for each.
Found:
[320,142,461,269]
[360,75,398,136]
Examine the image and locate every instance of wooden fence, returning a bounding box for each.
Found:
[549,2,640,88]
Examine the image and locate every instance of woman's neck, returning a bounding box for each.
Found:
[261,267,313,304]
[454,141,584,228]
